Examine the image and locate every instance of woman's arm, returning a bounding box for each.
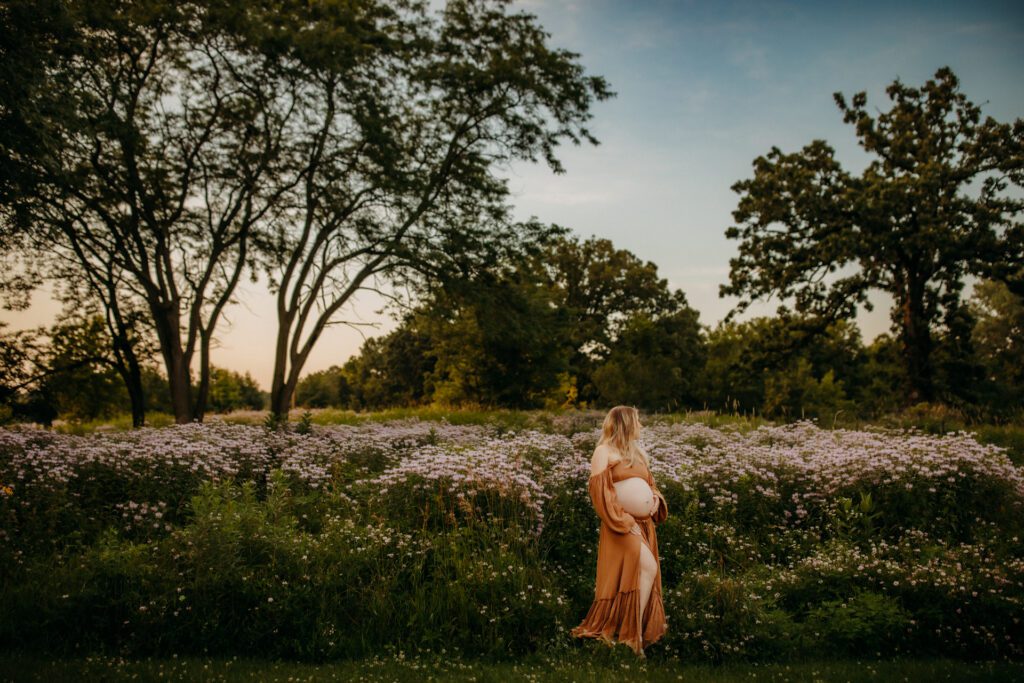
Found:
[589,445,638,534]
[646,471,668,524]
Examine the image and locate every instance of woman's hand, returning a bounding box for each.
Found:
[648,496,660,517]
[629,522,641,536]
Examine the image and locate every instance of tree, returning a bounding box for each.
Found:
[296,365,345,409]
[0,322,53,424]
[254,0,613,417]
[969,279,1024,410]
[324,232,700,410]
[698,315,867,420]
[590,302,704,411]
[0,313,131,424]
[5,0,614,422]
[206,365,264,413]
[0,0,76,309]
[303,320,436,411]
[859,334,906,417]
[723,67,1024,404]
[534,235,681,403]
[422,262,570,408]
[45,264,161,426]
[4,0,304,424]
[43,313,129,420]
[342,321,434,410]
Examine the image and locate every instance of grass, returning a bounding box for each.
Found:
[39,405,1024,466]
[46,406,606,435]
[46,406,772,435]
[298,405,549,430]
[51,411,178,434]
[972,424,1024,466]
[4,651,1023,682]
[644,409,774,432]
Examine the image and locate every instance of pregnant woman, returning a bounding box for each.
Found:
[571,405,668,657]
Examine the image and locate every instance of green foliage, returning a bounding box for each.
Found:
[207,366,265,413]
[6,652,1024,681]
[3,0,615,424]
[0,315,129,425]
[973,424,1024,466]
[2,470,568,659]
[763,360,851,423]
[295,410,314,435]
[969,279,1024,412]
[262,411,287,433]
[803,591,912,656]
[662,571,799,662]
[724,67,1024,405]
[536,236,692,405]
[3,422,1024,663]
[858,334,907,416]
[698,316,866,421]
[295,367,345,409]
[307,234,705,412]
[295,314,440,413]
[422,263,571,409]
[591,303,704,412]
[826,490,882,543]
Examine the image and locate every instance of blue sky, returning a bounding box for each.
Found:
[502,0,1024,340]
[7,0,1024,389]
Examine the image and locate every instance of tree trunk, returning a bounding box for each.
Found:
[269,314,293,419]
[194,331,213,421]
[152,305,194,424]
[271,375,299,420]
[126,363,146,428]
[166,352,193,424]
[899,278,935,404]
[112,340,147,428]
[104,295,148,428]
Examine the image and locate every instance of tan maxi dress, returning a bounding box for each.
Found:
[570,457,669,655]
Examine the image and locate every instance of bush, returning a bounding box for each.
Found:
[802,590,912,656]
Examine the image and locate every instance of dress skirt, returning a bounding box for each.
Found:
[570,466,668,655]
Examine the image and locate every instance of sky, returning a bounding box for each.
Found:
[6,0,1024,390]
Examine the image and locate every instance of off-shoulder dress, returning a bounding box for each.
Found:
[570,456,669,655]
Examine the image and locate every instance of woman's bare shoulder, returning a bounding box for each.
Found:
[590,443,622,476]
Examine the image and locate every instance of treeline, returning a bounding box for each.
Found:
[0,312,264,423]
[295,236,1024,421]
[6,229,1017,425]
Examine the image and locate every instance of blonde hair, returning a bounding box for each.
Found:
[598,405,649,469]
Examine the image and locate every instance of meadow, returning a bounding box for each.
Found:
[2,409,1023,676]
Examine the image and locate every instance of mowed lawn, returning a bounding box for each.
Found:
[5,651,1024,682]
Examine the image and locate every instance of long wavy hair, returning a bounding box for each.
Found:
[598,405,649,469]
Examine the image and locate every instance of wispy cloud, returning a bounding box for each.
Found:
[729,41,771,80]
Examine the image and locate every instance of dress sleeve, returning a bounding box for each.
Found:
[587,467,636,534]
[646,470,669,524]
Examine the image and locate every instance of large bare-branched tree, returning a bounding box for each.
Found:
[247,0,614,416]
[3,0,612,422]
[4,0,302,423]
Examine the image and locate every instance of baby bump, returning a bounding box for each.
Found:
[613,476,655,518]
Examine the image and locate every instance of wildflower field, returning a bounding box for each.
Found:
[1,412,1022,667]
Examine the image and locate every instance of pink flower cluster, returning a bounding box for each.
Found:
[2,417,1021,540]
[638,421,1024,511]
